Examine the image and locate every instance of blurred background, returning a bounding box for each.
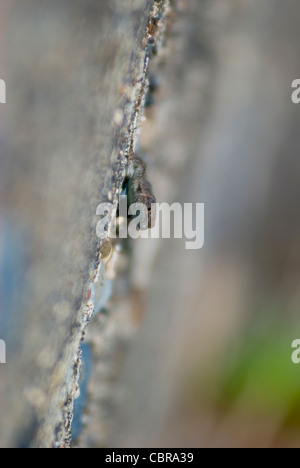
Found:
[1,0,300,448]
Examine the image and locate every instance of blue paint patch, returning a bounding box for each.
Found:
[94,278,114,317]
[72,343,93,442]
[0,213,30,346]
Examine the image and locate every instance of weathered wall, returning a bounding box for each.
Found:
[0,0,167,448]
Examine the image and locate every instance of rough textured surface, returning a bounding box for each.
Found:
[0,0,168,448]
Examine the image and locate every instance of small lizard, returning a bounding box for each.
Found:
[126,152,156,229]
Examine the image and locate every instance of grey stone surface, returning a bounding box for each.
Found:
[0,0,166,448]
